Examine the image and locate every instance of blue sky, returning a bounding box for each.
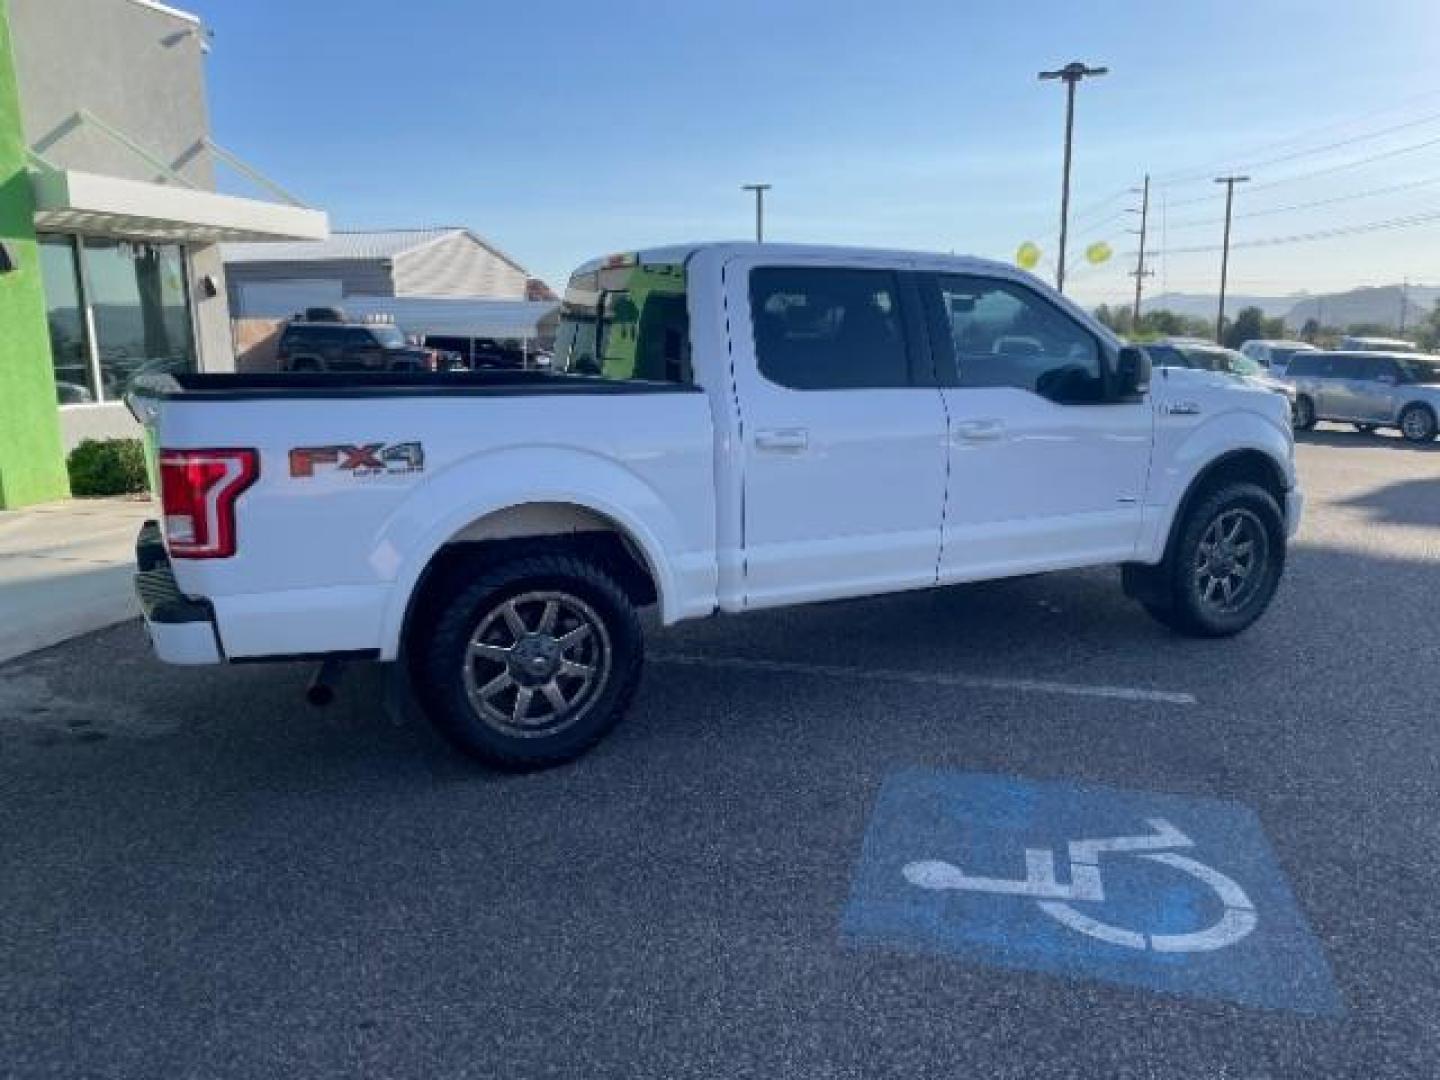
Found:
[187,0,1440,304]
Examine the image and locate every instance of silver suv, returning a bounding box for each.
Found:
[1285,351,1440,442]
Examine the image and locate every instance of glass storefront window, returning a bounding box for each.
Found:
[38,234,198,405]
[81,239,195,400]
[37,236,95,404]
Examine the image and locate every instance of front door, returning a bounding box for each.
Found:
[728,259,949,609]
[920,272,1152,581]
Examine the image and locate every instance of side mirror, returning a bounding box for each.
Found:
[1375,373,1397,385]
[1115,345,1151,400]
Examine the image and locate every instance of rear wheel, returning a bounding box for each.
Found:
[1139,482,1286,638]
[1292,395,1316,430]
[409,554,643,768]
[1399,403,1437,443]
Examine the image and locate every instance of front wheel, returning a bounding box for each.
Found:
[1292,395,1316,430]
[1140,482,1286,638]
[409,554,643,768]
[1399,403,1437,443]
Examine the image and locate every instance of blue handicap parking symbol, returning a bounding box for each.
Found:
[841,769,1340,1014]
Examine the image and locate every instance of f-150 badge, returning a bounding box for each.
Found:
[289,442,425,478]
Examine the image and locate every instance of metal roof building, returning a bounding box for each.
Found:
[223,227,533,307]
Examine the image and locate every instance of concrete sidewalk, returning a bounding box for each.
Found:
[0,497,154,664]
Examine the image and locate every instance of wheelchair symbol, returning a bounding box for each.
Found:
[902,817,1257,953]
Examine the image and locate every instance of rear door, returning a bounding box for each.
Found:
[726,257,948,609]
[1319,355,1365,419]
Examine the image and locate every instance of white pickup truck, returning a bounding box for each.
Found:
[129,243,1301,767]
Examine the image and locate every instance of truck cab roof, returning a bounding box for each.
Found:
[570,242,1018,278]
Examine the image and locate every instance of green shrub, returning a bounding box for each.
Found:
[67,438,149,498]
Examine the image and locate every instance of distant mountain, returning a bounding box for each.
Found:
[1144,284,1440,332]
[1145,292,1294,321]
[1284,285,1439,331]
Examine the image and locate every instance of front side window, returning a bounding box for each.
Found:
[554,259,690,383]
[929,274,1103,403]
[749,266,909,390]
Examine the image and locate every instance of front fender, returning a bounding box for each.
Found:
[372,445,715,658]
[1139,400,1295,563]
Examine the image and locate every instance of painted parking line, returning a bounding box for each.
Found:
[650,653,1197,705]
[842,770,1341,1015]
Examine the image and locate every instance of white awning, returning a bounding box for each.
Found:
[30,168,329,244]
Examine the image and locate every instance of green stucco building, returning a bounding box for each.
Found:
[0,0,326,509]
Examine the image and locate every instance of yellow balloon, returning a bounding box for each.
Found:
[1016,241,1041,270]
[1085,241,1113,265]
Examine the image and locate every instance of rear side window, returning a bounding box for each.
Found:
[1329,356,1367,378]
[554,260,691,383]
[926,274,1104,403]
[749,267,910,390]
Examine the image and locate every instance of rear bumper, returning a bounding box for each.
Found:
[135,521,223,665]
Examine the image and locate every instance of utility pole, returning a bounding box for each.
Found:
[1038,61,1108,293]
[1400,277,1409,334]
[1128,174,1152,334]
[1214,175,1249,344]
[741,183,771,243]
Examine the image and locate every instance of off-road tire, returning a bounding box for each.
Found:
[409,554,643,769]
[1140,482,1286,638]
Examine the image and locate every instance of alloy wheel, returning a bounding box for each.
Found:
[461,590,612,738]
[1194,509,1268,615]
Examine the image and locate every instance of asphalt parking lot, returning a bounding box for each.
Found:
[3,425,1438,1079]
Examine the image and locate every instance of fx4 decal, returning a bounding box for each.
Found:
[289,442,425,478]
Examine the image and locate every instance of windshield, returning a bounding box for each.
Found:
[554,259,691,383]
[1396,357,1440,383]
[370,326,408,349]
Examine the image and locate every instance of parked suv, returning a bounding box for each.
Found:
[1142,340,1295,407]
[277,320,440,373]
[1239,339,1316,373]
[1285,351,1440,441]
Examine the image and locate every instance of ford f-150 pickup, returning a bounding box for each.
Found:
[128,243,1302,767]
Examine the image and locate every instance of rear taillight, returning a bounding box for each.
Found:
[158,449,259,559]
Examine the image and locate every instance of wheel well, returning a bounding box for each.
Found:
[1401,399,1437,417]
[1163,450,1287,561]
[401,503,660,653]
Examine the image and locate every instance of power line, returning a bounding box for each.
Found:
[1161,132,1440,210]
[1150,88,1440,186]
[1162,173,1440,231]
[1158,109,1440,189]
[1142,207,1440,258]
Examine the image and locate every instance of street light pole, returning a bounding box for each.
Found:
[741,183,771,243]
[1038,61,1108,293]
[1214,175,1249,344]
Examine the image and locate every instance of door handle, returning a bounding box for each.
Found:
[954,419,1005,442]
[755,427,809,452]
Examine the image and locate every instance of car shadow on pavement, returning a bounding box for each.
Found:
[1337,477,1440,529]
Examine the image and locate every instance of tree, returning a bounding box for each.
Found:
[1300,318,1321,344]
[1414,300,1440,352]
[1222,306,1267,349]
